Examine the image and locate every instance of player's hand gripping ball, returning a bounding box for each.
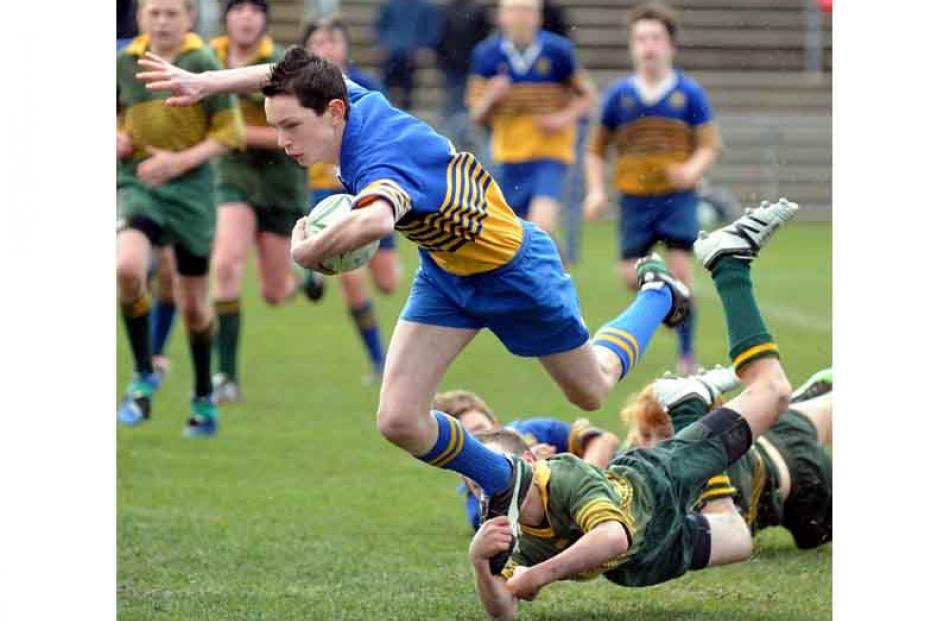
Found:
[306,194,380,273]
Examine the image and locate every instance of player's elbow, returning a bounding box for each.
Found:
[601,521,631,558]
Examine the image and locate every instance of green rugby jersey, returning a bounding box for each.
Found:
[117,33,244,163]
[210,36,307,211]
[501,454,647,581]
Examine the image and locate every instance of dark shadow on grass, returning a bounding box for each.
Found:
[753,542,832,562]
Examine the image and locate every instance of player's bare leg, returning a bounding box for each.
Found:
[117,229,158,425]
[376,320,477,453]
[150,246,177,379]
[256,231,297,304]
[526,196,560,235]
[791,391,832,445]
[367,247,402,294]
[210,203,256,403]
[541,254,692,411]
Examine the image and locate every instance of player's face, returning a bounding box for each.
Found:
[265,94,345,167]
[498,3,541,45]
[630,19,675,73]
[225,2,268,47]
[458,410,498,434]
[139,0,194,54]
[306,28,349,69]
[637,422,673,448]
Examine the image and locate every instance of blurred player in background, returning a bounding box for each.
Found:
[117,0,244,435]
[585,3,720,373]
[209,0,310,403]
[433,389,620,531]
[304,17,403,382]
[468,0,596,238]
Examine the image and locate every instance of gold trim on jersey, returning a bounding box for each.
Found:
[521,460,556,539]
[124,33,205,58]
[210,35,275,66]
[568,419,592,456]
[396,153,523,276]
[309,163,342,191]
[745,447,768,527]
[355,179,412,221]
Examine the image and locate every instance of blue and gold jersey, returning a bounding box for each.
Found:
[339,81,523,276]
[468,31,583,165]
[588,72,719,196]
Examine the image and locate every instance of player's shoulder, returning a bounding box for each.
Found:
[346,65,383,92]
[539,30,575,54]
[674,70,710,98]
[604,76,634,102]
[178,35,222,72]
[259,36,284,64]
[472,34,503,60]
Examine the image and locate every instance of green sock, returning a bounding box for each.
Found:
[189,321,215,400]
[121,293,153,376]
[214,299,240,380]
[710,257,779,372]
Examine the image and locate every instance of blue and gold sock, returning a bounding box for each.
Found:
[593,284,672,379]
[349,301,385,371]
[150,298,177,357]
[415,411,512,495]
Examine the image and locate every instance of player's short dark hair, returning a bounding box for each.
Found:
[301,16,350,47]
[262,46,349,119]
[629,2,679,43]
[433,390,499,424]
[475,428,530,456]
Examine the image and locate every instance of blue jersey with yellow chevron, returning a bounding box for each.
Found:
[468,31,582,165]
[339,80,523,276]
[588,71,718,196]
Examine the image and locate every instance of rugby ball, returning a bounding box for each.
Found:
[305,194,380,273]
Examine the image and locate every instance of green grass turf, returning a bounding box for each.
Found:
[118,220,831,620]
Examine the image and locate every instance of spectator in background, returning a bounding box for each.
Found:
[376,0,441,110]
[436,0,491,155]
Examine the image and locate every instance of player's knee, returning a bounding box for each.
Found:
[213,256,242,292]
[373,271,400,295]
[116,260,145,296]
[179,298,211,330]
[260,282,289,306]
[565,387,605,412]
[375,408,419,448]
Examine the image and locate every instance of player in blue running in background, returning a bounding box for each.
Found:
[135,47,698,573]
[585,3,720,374]
[468,0,597,239]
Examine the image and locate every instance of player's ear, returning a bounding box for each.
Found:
[328,99,347,123]
[521,449,536,464]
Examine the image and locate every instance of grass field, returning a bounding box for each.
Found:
[117,220,831,621]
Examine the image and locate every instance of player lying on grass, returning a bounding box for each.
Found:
[465,200,798,618]
[623,365,832,549]
[433,389,620,531]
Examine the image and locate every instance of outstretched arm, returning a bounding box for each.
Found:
[505,520,629,600]
[136,52,274,106]
[470,517,519,619]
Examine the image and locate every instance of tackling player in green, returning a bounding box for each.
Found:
[116,0,244,435]
[624,365,832,549]
[466,199,799,617]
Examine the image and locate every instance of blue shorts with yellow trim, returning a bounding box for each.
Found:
[619,190,698,259]
[496,159,567,219]
[311,189,396,251]
[400,221,589,357]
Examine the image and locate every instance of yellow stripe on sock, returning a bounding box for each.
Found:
[599,327,642,363]
[733,342,779,370]
[594,334,636,366]
[430,418,464,467]
[123,293,151,318]
[214,299,240,314]
[707,474,732,487]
